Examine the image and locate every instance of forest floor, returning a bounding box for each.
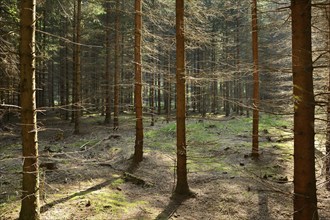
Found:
[0,112,329,220]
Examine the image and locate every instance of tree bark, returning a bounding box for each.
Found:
[19,0,40,219]
[133,0,143,163]
[292,0,319,219]
[175,0,190,195]
[251,0,259,158]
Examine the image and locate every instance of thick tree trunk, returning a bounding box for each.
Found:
[251,0,259,158]
[133,0,143,163]
[175,0,190,195]
[19,0,40,219]
[292,0,319,219]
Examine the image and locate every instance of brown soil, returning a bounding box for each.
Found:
[0,113,329,220]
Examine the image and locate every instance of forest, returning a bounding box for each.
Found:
[0,0,330,219]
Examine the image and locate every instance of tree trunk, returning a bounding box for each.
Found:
[326,4,330,191]
[113,0,120,129]
[165,49,171,123]
[175,0,190,195]
[73,0,82,134]
[157,64,161,115]
[104,1,111,124]
[292,0,319,219]
[60,20,66,118]
[71,0,76,123]
[65,20,70,121]
[133,0,143,164]
[19,0,40,219]
[150,70,155,126]
[251,0,259,158]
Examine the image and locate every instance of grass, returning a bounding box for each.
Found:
[71,189,147,216]
[143,114,294,180]
[0,113,295,219]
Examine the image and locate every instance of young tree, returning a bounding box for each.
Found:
[175,0,190,195]
[19,0,40,219]
[251,0,259,158]
[291,0,319,219]
[133,0,143,163]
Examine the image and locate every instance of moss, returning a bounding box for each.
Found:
[111,178,125,187]
[86,190,147,215]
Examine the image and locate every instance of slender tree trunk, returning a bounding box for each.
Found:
[60,20,66,118]
[175,0,190,195]
[133,0,143,163]
[157,64,161,115]
[196,49,201,114]
[65,19,70,120]
[326,4,330,191]
[166,49,172,123]
[251,0,259,158]
[104,1,111,124]
[211,43,217,114]
[236,6,243,115]
[19,0,40,219]
[224,21,230,117]
[71,0,76,123]
[292,0,319,219]
[113,0,120,129]
[150,70,155,126]
[49,60,54,107]
[73,0,82,134]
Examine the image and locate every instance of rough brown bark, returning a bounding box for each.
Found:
[19,0,40,219]
[292,0,319,219]
[133,0,143,163]
[175,0,190,195]
[251,0,259,158]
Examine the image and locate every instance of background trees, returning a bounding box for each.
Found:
[1,0,294,124]
[1,0,330,219]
